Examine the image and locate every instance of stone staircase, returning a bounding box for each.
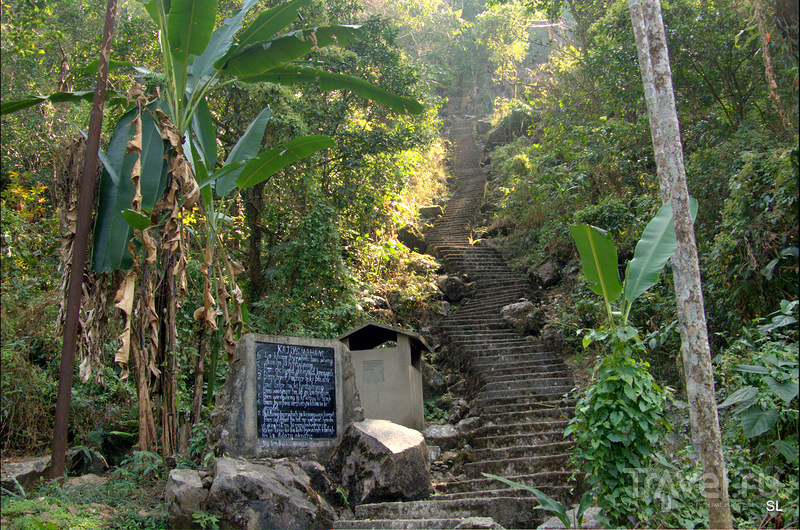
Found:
[334,120,579,529]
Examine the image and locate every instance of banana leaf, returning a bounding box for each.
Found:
[569,224,623,304]
[238,65,424,115]
[623,198,698,305]
[235,135,335,190]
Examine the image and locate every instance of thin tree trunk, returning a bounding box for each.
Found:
[628,1,732,528]
[51,0,118,479]
[191,330,206,426]
[156,252,178,455]
[245,183,265,302]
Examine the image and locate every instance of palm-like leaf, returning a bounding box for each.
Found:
[569,224,623,304]
[239,64,424,115]
[235,135,335,190]
[92,103,168,271]
[214,107,272,197]
[167,0,218,68]
[215,0,313,68]
[221,26,362,77]
[624,199,698,304]
[190,0,259,82]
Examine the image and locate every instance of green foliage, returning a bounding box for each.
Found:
[0,172,60,308]
[0,345,57,453]
[188,422,209,461]
[565,333,671,527]
[570,199,694,326]
[716,300,799,472]
[704,141,799,330]
[0,497,106,530]
[626,442,799,528]
[424,396,450,423]
[192,510,221,529]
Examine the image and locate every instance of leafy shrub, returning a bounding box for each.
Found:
[629,442,799,528]
[0,345,56,454]
[715,300,799,475]
[704,142,799,333]
[566,330,671,527]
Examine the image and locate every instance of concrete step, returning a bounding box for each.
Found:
[483,407,575,425]
[353,496,547,529]
[481,376,574,393]
[472,419,570,438]
[463,452,573,478]
[432,484,574,503]
[477,360,569,377]
[333,518,486,529]
[442,470,576,495]
[482,370,572,385]
[472,430,568,450]
[477,398,577,416]
[476,385,574,404]
[473,441,575,461]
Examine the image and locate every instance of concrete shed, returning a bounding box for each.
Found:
[338,322,430,431]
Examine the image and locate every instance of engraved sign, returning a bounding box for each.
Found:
[255,342,336,440]
[362,359,385,383]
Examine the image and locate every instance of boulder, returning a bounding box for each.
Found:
[419,205,445,219]
[331,419,432,505]
[500,300,546,336]
[1,455,51,490]
[66,448,108,476]
[456,416,481,434]
[422,361,448,400]
[205,457,334,530]
[63,473,109,492]
[422,424,461,452]
[165,468,205,530]
[541,324,566,353]
[533,259,561,288]
[437,275,473,303]
[398,224,427,253]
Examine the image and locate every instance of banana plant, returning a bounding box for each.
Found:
[1,0,425,451]
[569,198,698,328]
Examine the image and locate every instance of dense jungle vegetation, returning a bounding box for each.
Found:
[1,0,797,528]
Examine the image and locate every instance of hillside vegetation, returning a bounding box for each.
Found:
[1,0,797,528]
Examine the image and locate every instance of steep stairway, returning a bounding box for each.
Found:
[334,120,579,529]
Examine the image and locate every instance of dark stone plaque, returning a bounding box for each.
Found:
[255,342,337,440]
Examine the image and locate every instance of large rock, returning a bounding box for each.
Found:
[533,259,561,288]
[500,300,546,336]
[205,457,334,530]
[419,205,445,219]
[62,473,109,492]
[1,455,51,489]
[422,360,448,400]
[398,224,427,253]
[165,469,206,529]
[331,419,432,506]
[422,424,461,452]
[437,275,473,303]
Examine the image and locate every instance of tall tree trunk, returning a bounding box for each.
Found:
[628,1,732,528]
[51,0,118,479]
[156,251,178,455]
[191,330,206,426]
[245,183,265,302]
